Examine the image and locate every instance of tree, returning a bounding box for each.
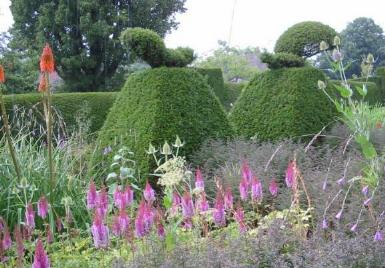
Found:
[194,41,264,83]
[340,17,385,77]
[9,0,187,91]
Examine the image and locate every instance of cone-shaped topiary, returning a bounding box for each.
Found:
[229,67,337,141]
[94,67,233,178]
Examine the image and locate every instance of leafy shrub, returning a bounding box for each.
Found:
[229,67,337,141]
[274,21,337,58]
[195,68,227,106]
[95,67,233,178]
[260,52,305,69]
[3,92,117,133]
[224,82,245,110]
[121,28,195,68]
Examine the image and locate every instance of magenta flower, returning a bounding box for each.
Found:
[374,230,383,241]
[135,201,147,238]
[87,180,97,210]
[241,160,253,185]
[350,223,358,232]
[171,192,181,215]
[322,218,328,229]
[335,209,343,220]
[123,185,134,206]
[157,223,165,239]
[143,203,155,232]
[285,161,295,188]
[144,181,155,202]
[251,176,263,202]
[112,210,130,237]
[196,192,209,212]
[2,227,11,250]
[239,177,248,201]
[113,187,125,210]
[25,203,35,229]
[32,239,50,268]
[181,192,194,219]
[91,211,109,249]
[38,196,49,219]
[96,186,108,218]
[269,179,278,197]
[183,218,192,229]
[213,193,226,226]
[14,225,24,258]
[195,168,204,190]
[362,185,369,196]
[234,206,246,233]
[224,187,233,210]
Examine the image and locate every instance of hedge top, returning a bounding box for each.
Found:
[274,21,337,58]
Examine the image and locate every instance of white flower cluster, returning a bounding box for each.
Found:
[156,156,190,187]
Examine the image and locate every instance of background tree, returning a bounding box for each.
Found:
[194,41,265,83]
[9,0,187,92]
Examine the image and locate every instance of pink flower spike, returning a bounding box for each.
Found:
[96,186,109,218]
[38,196,49,219]
[269,179,278,197]
[335,209,343,220]
[350,223,358,232]
[171,192,181,215]
[213,192,226,227]
[87,180,97,210]
[124,185,134,206]
[25,203,35,229]
[322,218,328,229]
[234,206,247,233]
[241,160,253,184]
[196,192,209,212]
[14,225,24,258]
[2,227,12,250]
[91,211,109,249]
[181,192,194,219]
[224,187,233,210]
[32,239,50,268]
[143,181,155,202]
[362,185,369,196]
[251,176,263,202]
[239,177,248,201]
[285,161,295,188]
[195,168,204,190]
[374,230,383,241]
[113,187,125,210]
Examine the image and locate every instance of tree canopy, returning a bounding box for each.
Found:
[9,0,187,91]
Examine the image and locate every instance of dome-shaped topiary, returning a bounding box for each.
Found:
[120,27,195,67]
[274,21,337,58]
[260,52,305,69]
[229,67,337,141]
[94,67,233,177]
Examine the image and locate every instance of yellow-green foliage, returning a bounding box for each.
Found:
[95,67,233,177]
[229,67,337,141]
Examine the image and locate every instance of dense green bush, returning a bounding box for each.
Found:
[195,68,227,105]
[260,52,305,69]
[229,67,337,140]
[95,67,233,177]
[121,28,195,67]
[224,82,245,110]
[275,21,337,58]
[3,92,117,133]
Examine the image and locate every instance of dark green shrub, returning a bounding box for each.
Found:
[274,21,337,58]
[224,82,245,110]
[195,68,226,105]
[3,92,117,133]
[120,28,194,68]
[95,67,233,177]
[260,52,305,69]
[229,67,337,141]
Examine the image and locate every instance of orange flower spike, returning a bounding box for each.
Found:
[38,75,47,92]
[0,65,5,83]
[40,43,55,73]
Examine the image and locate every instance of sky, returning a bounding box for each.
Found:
[1,0,385,56]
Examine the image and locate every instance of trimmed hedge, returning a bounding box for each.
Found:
[229,67,337,141]
[95,67,233,177]
[195,68,227,106]
[260,52,305,69]
[3,92,117,133]
[224,82,245,111]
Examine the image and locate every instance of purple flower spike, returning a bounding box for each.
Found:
[195,168,204,190]
[96,186,109,218]
[269,179,278,197]
[91,211,109,249]
[362,185,369,196]
[87,180,97,210]
[14,225,24,258]
[144,181,155,202]
[25,203,35,229]
[350,223,358,232]
[374,230,383,241]
[196,192,209,212]
[114,187,126,210]
[251,176,263,202]
[241,160,253,185]
[335,210,343,220]
[285,161,295,188]
[322,218,328,229]
[2,227,12,250]
[224,187,233,210]
[213,193,226,227]
[234,206,246,233]
[239,177,248,201]
[135,204,146,238]
[124,185,134,207]
[171,192,181,215]
[181,192,194,219]
[38,196,49,219]
[32,239,50,268]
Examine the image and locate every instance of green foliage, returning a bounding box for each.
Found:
[194,41,263,83]
[346,80,383,104]
[274,21,337,58]
[121,27,195,68]
[376,66,385,77]
[229,67,336,140]
[3,92,117,133]
[223,82,245,111]
[9,0,187,91]
[95,67,233,178]
[260,52,305,69]
[195,68,226,106]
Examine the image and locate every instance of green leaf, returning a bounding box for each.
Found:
[333,100,344,113]
[163,194,172,209]
[355,135,377,159]
[165,233,175,251]
[354,84,367,97]
[334,84,352,98]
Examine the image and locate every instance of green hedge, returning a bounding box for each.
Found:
[195,68,227,106]
[95,67,233,178]
[229,67,337,141]
[3,92,117,133]
[224,82,245,111]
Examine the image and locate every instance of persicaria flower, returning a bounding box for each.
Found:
[0,65,5,83]
[171,192,181,215]
[285,161,295,188]
[269,179,278,197]
[113,187,126,210]
[112,210,130,237]
[251,176,263,202]
[14,225,24,258]
[91,211,109,249]
[135,200,151,238]
[40,43,55,73]
[123,185,134,207]
[213,192,225,227]
[38,196,49,219]
[241,160,253,184]
[239,177,248,201]
[143,181,155,202]
[195,168,204,190]
[86,180,97,210]
[181,192,194,219]
[196,192,209,212]
[32,239,50,268]
[224,187,233,210]
[374,230,383,241]
[2,227,12,250]
[234,206,246,233]
[25,203,35,229]
[96,186,108,218]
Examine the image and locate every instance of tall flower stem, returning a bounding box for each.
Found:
[0,84,22,182]
[44,72,55,189]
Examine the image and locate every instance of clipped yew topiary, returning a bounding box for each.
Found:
[275,21,337,58]
[95,67,233,177]
[229,67,337,141]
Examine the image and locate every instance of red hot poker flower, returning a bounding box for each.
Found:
[0,65,5,83]
[40,44,55,73]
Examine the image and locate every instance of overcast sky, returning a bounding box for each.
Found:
[1,0,385,56]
